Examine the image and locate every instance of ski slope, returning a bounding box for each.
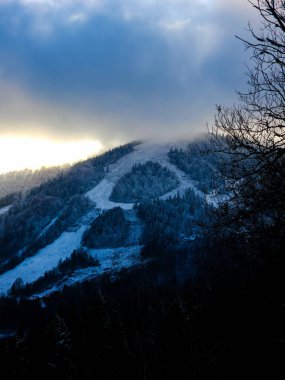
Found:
[0,208,101,294]
[0,225,87,295]
[0,205,11,216]
[34,245,142,297]
[0,140,205,296]
[86,141,203,209]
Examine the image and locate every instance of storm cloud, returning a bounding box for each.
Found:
[0,0,257,143]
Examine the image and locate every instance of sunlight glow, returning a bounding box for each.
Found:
[0,137,103,173]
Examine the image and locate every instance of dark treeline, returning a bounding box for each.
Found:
[0,230,284,379]
[0,192,22,209]
[82,207,129,249]
[136,189,211,255]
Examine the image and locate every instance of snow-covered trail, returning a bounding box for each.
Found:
[86,141,202,209]
[0,225,87,295]
[34,245,142,298]
[0,205,11,216]
[0,207,103,294]
[86,179,134,210]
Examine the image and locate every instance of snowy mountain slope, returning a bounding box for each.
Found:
[0,140,211,296]
[33,245,142,298]
[0,208,145,295]
[0,207,102,294]
[0,226,87,294]
[86,178,134,211]
[86,141,204,209]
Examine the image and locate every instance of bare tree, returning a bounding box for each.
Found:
[210,1,285,240]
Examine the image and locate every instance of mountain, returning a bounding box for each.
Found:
[0,139,220,297]
[0,139,284,380]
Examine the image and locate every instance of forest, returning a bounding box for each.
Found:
[82,207,129,249]
[168,144,223,194]
[0,166,65,199]
[136,189,210,254]
[110,161,179,203]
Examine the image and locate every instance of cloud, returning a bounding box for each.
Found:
[0,1,255,33]
[0,0,259,144]
[67,12,88,24]
[159,18,192,31]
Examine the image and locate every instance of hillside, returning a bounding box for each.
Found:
[0,139,283,380]
[0,139,215,296]
[0,166,67,200]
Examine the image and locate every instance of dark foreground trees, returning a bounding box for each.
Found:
[211,0,285,250]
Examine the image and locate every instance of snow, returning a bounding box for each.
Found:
[34,245,142,297]
[86,179,134,210]
[0,225,87,295]
[0,202,143,296]
[86,141,203,209]
[206,192,230,208]
[0,205,11,216]
[37,215,59,239]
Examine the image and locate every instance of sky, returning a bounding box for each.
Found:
[0,0,258,172]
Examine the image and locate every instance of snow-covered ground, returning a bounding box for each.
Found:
[86,179,134,210]
[0,205,11,216]
[0,208,143,295]
[0,225,87,295]
[34,245,142,297]
[86,141,203,209]
[206,192,230,208]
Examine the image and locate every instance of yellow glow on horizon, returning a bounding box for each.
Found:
[0,137,103,174]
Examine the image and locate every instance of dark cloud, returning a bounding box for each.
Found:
[0,0,257,143]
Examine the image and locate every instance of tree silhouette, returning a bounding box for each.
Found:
[210,0,285,245]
